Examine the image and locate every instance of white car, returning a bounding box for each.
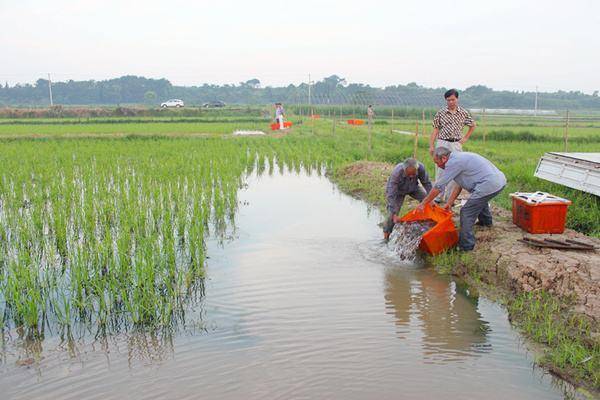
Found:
[160,99,184,108]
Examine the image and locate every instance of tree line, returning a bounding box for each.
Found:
[1,75,599,110]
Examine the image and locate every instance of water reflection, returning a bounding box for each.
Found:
[384,268,490,362]
[1,324,179,375]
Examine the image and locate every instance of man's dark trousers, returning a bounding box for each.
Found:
[459,187,504,251]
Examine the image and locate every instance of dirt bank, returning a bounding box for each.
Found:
[333,161,600,392]
[475,206,600,321]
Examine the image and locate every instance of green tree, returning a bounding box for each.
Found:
[144,90,157,104]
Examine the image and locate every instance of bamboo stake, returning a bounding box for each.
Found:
[413,121,420,158]
[483,108,487,144]
[564,110,570,151]
[368,115,373,155]
[332,105,336,136]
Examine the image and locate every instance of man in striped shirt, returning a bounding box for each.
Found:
[429,89,476,201]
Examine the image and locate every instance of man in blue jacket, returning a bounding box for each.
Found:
[384,158,432,241]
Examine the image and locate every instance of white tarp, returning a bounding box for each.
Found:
[232,130,266,136]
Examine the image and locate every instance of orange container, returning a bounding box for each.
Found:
[399,204,458,255]
[510,192,571,234]
[346,119,365,125]
[270,121,293,130]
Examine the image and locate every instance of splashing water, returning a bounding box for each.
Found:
[389,220,436,261]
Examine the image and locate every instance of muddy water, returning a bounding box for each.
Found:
[0,169,578,399]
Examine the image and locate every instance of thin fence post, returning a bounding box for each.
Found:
[421,109,426,137]
[483,108,487,144]
[368,116,373,155]
[332,105,336,136]
[564,110,570,151]
[413,121,420,158]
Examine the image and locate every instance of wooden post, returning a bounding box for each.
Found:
[413,121,420,158]
[368,116,373,155]
[482,108,487,144]
[421,109,426,137]
[332,105,336,136]
[564,110,570,151]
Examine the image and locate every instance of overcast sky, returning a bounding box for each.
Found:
[1,0,599,93]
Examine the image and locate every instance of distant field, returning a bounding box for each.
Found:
[1,111,599,141]
[0,121,262,137]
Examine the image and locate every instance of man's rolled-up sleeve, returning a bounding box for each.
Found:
[464,111,475,127]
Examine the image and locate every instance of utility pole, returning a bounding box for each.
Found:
[48,73,54,106]
[534,86,538,116]
[308,74,314,134]
[308,73,311,114]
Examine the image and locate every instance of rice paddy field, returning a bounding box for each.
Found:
[1,110,599,331]
[0,108,599,398]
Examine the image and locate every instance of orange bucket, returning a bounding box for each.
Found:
[399,204,458,255]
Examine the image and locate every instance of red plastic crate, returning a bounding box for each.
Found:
[510,193,571,234]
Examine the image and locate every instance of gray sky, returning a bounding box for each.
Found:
[1,0,599,93]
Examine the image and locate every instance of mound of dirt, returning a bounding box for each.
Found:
[338,161,393,178]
